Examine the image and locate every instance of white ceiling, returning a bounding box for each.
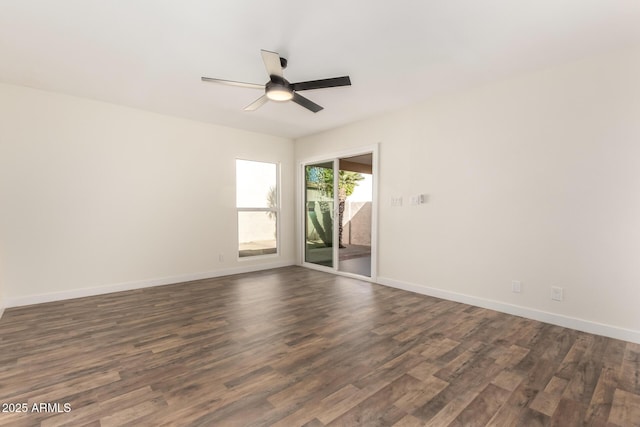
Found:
[2,1,640,139]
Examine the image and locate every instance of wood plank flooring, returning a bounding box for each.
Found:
[0,266,638,426]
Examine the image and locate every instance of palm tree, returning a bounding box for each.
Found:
[336,171,364,248]
[266,186,277,220]
[306,166,363,247]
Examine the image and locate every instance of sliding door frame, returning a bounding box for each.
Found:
[298,143,379,281]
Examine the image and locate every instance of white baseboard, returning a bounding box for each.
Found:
[377,276,640,345]
[5,261,295,308]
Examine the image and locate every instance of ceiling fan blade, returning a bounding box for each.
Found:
[292,93,323,113]
[244,95,269,111]
[201,77,264,90]
[291,76,351,92]
[261,49,284,79]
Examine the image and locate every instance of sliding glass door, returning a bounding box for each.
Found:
[304,161,336,268]
[302,149,376,279]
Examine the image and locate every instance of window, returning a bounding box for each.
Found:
[236,159,279,258]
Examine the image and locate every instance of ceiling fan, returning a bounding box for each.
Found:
[201,49,351,113]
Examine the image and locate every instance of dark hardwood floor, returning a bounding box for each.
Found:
[0,266,638,426]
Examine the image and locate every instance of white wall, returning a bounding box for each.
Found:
[0,272,4,318]
[295,48,640,342]
[0,83,295,306]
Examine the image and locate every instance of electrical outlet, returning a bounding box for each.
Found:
[551,286,563,301]
[512,280,521,293]
[218,254,224,262]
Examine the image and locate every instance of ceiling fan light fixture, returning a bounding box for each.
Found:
[266,87,293,101]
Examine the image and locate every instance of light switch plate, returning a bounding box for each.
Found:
[551,286,564,301]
